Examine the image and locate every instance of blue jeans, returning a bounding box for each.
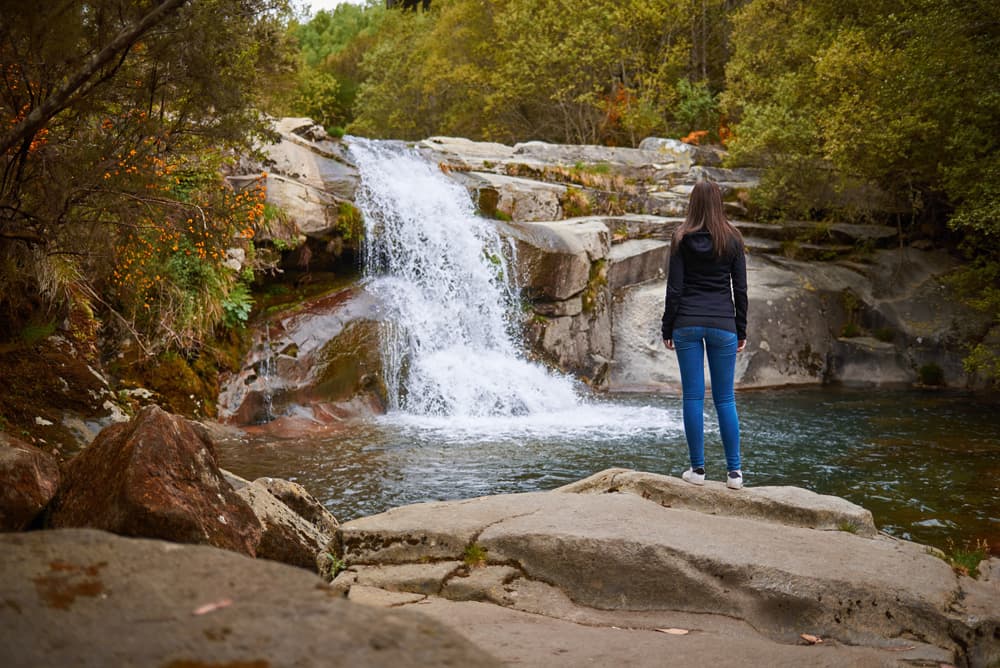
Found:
[673,326,741,472]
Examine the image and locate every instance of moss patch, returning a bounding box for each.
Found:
[581,260,608,314]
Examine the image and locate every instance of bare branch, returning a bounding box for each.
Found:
[0,0,190,156]
[0,230,45,246]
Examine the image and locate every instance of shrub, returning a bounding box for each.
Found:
[943,538,990,578]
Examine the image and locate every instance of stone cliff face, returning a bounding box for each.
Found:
[418,135,988,390]
[229,121,990,416]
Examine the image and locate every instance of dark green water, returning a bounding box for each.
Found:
[216,386,999,552]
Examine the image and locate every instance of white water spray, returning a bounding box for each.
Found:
[349,139,580,417]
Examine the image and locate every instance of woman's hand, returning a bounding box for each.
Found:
[664,339,674,350]
[737,339,746,352]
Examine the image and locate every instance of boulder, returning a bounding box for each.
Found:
[217,286,383,426]
[254,117,359,239]
[637,137,696,169]
[0,528,501,668]
[527,303,612,384]
[49,405,262,556]
[0,433,60,531]
[557,468,878,536]
[417,136,518,170]
[511,140,676,170]
[257,476,339,535]
[328,470,999,667]
[464,172,567,222]
[490,216,613,383]
[236,479,330,571]
[829,337,912,384]
[496,217,610,301]
[606,213,681,242]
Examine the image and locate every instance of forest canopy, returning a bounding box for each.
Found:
[1,0,997,381]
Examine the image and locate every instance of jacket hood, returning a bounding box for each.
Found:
[684,230,716,258]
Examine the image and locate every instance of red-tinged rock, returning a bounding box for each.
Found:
[0,433,60,530]
[49,405,261,555]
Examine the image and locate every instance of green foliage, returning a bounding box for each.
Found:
[463,543,488,568]
[581,260,608,313]
[942,538,990,578]
[562,187,593,218]
[294,3,385,68]
[335,201,364,241]
[318,551,347,581]
[292,68,344,131]
[724,0,1000,237]
[837,521,859,534]
[945,259,1000,384]
[963,344,1000,386]
[873,327,895,344]
[222,281,255,328]
[674,79,720,139]
[0,0,295,351]
[840,323,862,338]
[346,0,736,145]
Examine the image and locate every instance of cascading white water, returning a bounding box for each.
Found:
[349,139,581,417]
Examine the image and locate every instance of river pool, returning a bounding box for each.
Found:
[216,385,999,553]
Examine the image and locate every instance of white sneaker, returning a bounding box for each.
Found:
[682,468,706,486]
[727,470,744,490]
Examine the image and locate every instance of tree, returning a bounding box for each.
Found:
[347,0,741,145]
[723,0,1000,380]
[0,0,296,348]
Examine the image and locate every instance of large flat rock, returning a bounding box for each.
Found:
[0,529,499,668]
[364,595,953,668]
[330,471,999,666]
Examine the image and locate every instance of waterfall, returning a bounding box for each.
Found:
[349,139,580,417]
[259,326,277,424]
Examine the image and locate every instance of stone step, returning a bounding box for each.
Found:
[607,239,669,289]
[743,235,782,254]
[607,214,683,242]
[732,220,897,247]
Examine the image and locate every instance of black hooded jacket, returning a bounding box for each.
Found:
[661,230,748,340]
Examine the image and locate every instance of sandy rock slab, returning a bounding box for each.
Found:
[329,469,999,667]
[0,529,500,668]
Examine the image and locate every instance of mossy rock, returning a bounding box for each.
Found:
[313,320,384,403]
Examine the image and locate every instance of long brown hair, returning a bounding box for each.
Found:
[671,180,743,258]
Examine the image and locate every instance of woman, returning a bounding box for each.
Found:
[661,180,748,489]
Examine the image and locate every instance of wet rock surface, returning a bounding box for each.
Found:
[217,286,383,427]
